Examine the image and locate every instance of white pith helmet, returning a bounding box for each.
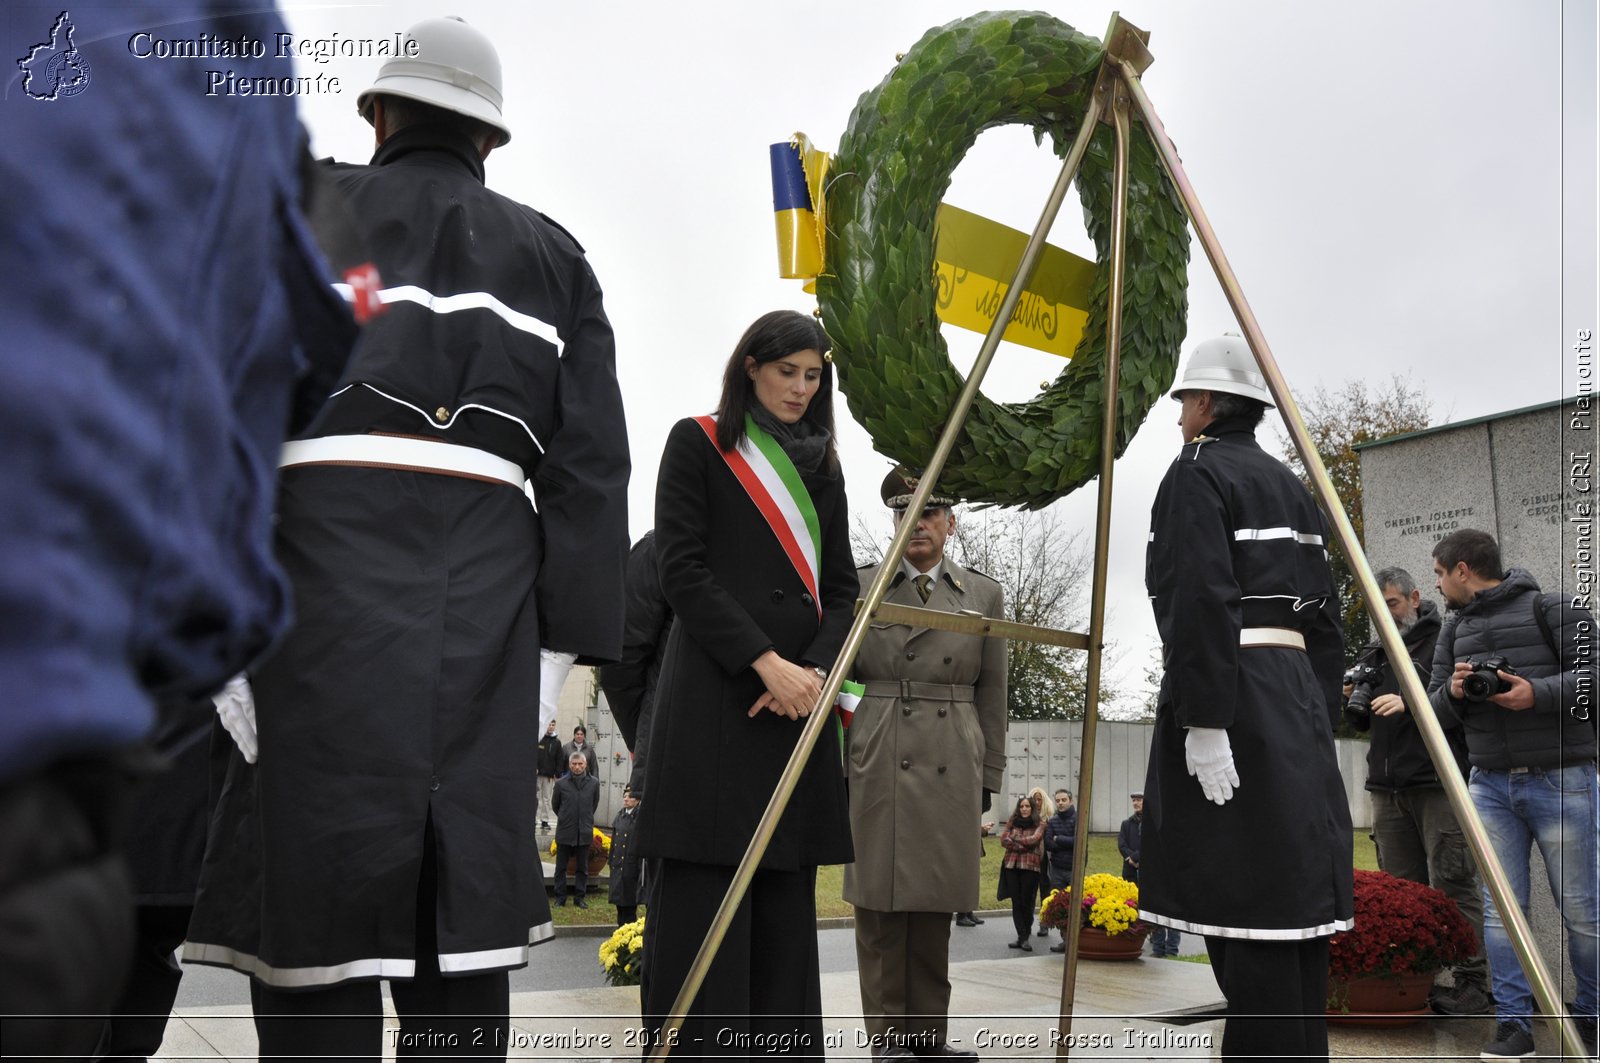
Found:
[357,16,510,146]
[1170,333,1274,407]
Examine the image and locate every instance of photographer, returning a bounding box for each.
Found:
[1343,567,1486,1015]
[1427,529,1597,1060]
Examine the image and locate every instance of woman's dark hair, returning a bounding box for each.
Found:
[714,310,836,469]
[1011,795,1035,822]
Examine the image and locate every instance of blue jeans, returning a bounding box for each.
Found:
[1470,762,1599,1029]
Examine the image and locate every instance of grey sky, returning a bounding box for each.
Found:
[279,0,1596,703]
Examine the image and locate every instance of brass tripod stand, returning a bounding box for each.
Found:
[650,13,1587,1061]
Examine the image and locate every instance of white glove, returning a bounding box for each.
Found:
[1184,726,1238,806]
[539,650,577,736]
[213,673,258,764]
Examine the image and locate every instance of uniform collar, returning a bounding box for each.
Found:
[371,123,486,184]
[1195,416,1261,442]
[892,555,969,595]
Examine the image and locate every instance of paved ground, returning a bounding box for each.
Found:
[156,911,1543,1061]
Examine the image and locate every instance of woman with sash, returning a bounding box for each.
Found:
[638,309,854,1059]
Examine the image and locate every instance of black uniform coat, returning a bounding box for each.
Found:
[1140,419,1353,940]
[636,417,854,870]
[186,124,629,988]
[608,805,644,907]
[553,773,600,846]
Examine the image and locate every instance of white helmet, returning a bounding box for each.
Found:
[1170,334,1274,407]
[357,17,510,146]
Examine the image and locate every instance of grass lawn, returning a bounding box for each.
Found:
[548,831,1379,927]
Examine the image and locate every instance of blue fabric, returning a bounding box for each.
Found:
[0,2,345,780]
[1470,762,1599,1028]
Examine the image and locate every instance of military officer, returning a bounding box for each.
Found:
[1140,335,1352,1061]
[845,467,1007,1062]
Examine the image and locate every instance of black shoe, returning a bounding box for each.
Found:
[574,898,588,909]
[874,1045,918,1061]
[1050,942,1066,954]
[553,898,566,907]
[1018,938,1032,952]
[970,914,985,924]
[1036,925,1049,937]
[915,1044,978,1061]
[1430,981,1492,1016]
[954,914,979,928]
[1479,1021,1534,1060]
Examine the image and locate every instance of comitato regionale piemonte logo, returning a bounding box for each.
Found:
[17,11,92,100]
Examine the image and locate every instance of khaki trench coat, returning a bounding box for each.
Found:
[843,559,1007,912]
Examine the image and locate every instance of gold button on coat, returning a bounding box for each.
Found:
[434,406,450,423]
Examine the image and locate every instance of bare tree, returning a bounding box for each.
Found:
[853,507,1128,720]
[1277,375,1434,660]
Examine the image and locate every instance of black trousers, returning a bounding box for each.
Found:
[252,819,510,1061]
[553,842,588,900]
[999,867,1040,940]
[98,903,192,1061]
[1204,935,1330,1062]
[0,758,135,1061]
[641,858,824,1061]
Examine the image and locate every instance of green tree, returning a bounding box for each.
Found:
[1277,376,1433,661]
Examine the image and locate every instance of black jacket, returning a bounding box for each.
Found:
[598,531,673,792]
[1346,601,1468,790]
[1117,812,1141,869]
[536,733,564,778]
[1428,568,1598,770]
[1043,807,1077,873]
[561,740,599,780]
[552,772,600,846]
[635,417,854,870]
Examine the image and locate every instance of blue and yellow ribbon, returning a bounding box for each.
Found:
[771,132,1096,359]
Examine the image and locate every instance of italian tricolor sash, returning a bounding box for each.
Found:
[693,414,822,618]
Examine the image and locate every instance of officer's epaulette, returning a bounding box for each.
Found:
[960,564,1000,587]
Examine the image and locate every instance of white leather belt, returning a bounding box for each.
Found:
[1239,626,1306,651]
[279,434,525,488]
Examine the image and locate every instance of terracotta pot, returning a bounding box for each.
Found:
[562,852,609,876]
[1073,925,1149,961]
[1326,971,1436,1027]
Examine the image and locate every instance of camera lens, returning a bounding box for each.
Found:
[1462,671,1494,702]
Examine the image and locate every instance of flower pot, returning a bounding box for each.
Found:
[1326,971,1436,1027]
[563,853,608,876]
[1073,925,1149,961]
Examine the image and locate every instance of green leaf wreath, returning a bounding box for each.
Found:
[819,11,1191,508]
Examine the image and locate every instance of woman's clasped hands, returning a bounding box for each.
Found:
[748,650,823,719]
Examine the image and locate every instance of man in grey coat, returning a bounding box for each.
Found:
[844,467,1007,1061]
[552,752,600,908]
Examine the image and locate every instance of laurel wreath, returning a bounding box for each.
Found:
[818,12,1191,508]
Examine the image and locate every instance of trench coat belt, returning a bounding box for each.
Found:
[279,434,526,488]
[861,680,976,700]
[1238,626,1306,651]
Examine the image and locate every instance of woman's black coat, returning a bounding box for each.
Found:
[636,417,854,870]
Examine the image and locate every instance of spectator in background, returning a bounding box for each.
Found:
[536,721,564,833]
[1118,793,1144,883]
[1427,529,1598,1060]
[1043,789,1077,954]
[564,724,600,780]
[1344,565,1486,1014]
[999,795,1045,952]
[609,786,645,926]
[0,2,358,1055]
[553,752,601,908]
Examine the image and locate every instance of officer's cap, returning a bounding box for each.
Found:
[880,466,957,510]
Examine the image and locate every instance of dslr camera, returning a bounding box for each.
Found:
[1342,662,1384,720]
[1461,655,1517,702]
